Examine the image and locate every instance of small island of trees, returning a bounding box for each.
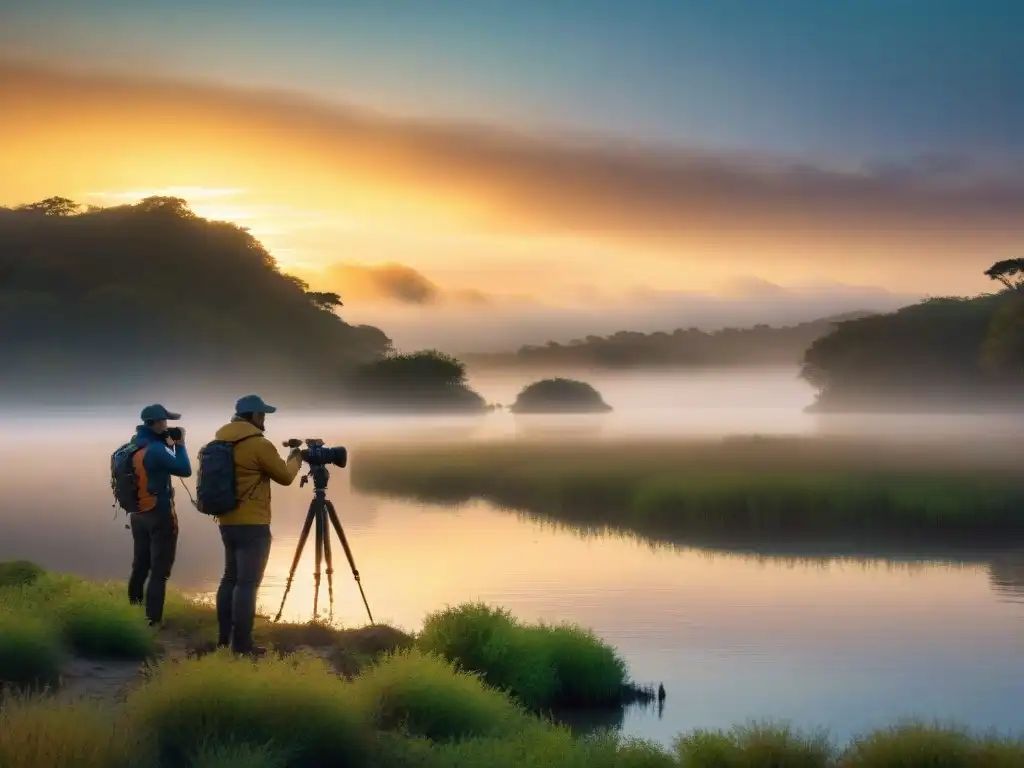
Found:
[342,350,488,414]
[509,378,613,414]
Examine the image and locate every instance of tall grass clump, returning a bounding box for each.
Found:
[417,603,629,710]
[675,723,834,767]
[839,722,1024,767]
[126,650,369,767]
[0,611,62,690]
[0,695,138,768]
[0,567,154,660]
[349,648,532,741]
[417,730,676,768]
[57,582,155,659]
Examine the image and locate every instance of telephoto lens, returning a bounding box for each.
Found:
[302,445,348,468]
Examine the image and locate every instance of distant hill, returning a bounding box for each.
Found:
[0,196,391,405]
[461,311,878,371]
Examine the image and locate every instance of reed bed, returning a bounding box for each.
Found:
[350,437,1024,542]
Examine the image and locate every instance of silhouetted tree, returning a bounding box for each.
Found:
[16,196,79,216]
[306,291,344,312]
[985,259,1024,291]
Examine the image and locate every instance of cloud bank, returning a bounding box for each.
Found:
[3,56,1023,295]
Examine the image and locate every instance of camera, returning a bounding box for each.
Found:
[282,438,348,468]
[166,427,183,442]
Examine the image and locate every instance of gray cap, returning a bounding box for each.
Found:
[140,404,181,421]
[235,394,277,415]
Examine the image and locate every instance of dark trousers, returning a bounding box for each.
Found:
[128,506,178,623]
[216,524,272,653]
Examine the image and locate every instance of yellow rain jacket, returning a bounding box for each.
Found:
[212,419,302,526]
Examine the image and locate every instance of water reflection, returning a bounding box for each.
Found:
[988,551,1024,605]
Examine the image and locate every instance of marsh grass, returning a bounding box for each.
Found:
[125,650,369,767]
[417,604,631,710]
[351,438,1024,541]
[349,648,533,741]
[675,723,834,767]
[839,723,1024,767]
[0,695,138,768]
[414,730,677,768]
[0,647,1022,767]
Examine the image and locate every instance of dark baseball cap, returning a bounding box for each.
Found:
[140,404,181,421]
[235,394,277,415]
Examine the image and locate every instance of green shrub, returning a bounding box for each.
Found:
[675,723,834,768]
[0,612,63,690]
[350,648,531,741]
[417,603,629,709]
[126,650,369,767]
[536,623,627,706]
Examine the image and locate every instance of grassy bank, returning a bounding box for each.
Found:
[2,564,1024,766]
[0,564,641,710]
[349,437,1024,544]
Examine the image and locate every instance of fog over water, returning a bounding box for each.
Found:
[2,367,1023,745]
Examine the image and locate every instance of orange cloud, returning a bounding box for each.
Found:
[293,261,496,306]
[2,56,1023,294]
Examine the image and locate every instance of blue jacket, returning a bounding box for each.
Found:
[131,425,192,512]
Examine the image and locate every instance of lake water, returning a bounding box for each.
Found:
[2,368,1023,745]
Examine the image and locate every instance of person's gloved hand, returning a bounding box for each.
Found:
[287,447,303,464]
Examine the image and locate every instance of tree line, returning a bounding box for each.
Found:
[464,313,872,370]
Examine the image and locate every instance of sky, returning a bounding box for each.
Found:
[2,0,1023,350]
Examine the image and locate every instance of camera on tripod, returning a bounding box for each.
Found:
[275,437,372,625]
[282,438,348,468]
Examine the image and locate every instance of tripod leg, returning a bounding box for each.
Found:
[325,500,374,624]
[274,501,317,623]
[313,497,324,621]
[322,511,335,623]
